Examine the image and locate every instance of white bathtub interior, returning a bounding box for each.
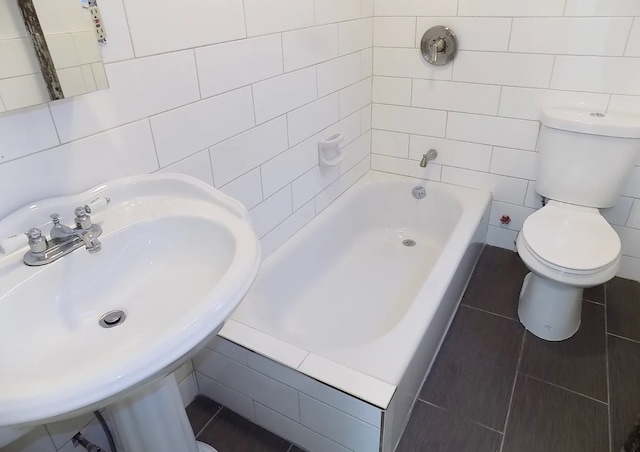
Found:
[233,179,461,352]
[196,170,491,451]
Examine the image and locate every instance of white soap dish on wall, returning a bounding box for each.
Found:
[318,133,345,167]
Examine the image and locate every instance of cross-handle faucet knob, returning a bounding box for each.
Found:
[74,206,93,230]
[25,228,47,254]
[26,228,42,240]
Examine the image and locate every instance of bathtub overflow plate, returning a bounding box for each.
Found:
[99,310,126,328]
[412,186,426,199]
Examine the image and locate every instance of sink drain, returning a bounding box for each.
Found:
[99,310,126,328]
[403,239,416,247]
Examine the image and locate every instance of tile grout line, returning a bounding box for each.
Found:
[460,303,520,323]
[608,332,640,345]
[418,399,505,435]
[207,149,216,187]
[547,55,557,89]
[498,328,526,452]
[622,17,634,57]
[147,118,162,170]
[46,104,62,144]
[195,405,223,439]
[118,0,136,59]
[506,18,514,52]
[604,282,613,452]
[192,49,203,100]
[519,372,608,406]
[584,297,605,306]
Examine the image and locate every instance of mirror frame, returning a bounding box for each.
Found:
[16,0,73,101]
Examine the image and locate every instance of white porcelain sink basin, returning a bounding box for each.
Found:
[0,174,260,436]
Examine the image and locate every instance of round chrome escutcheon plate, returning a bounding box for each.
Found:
[99,310,126,328]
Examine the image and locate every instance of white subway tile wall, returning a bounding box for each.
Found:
[372,0,640,279]
[0,1,373,450]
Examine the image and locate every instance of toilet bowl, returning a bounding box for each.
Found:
[516,201,621,341]
[515,108,640,341]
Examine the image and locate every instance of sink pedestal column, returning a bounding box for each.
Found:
[110,374,217,452]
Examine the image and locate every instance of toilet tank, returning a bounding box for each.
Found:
[536,108,640,208]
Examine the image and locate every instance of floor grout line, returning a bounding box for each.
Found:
[460,303,519,323]
[605,282,613,452]
[608,332,640,345]
[518,372,609,406]
[194,405,223,439]
[498,328,526,452]
[417,399,505,435]
[584,297,605,306]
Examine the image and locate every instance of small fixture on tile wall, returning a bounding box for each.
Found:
[318,133,345,166]
[500,215,511,225]
[421,26,457,66]
[420,149,438,167]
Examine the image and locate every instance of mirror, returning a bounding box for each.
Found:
[0,0,108,112]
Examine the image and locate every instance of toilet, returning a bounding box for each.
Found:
[517,108,640,341]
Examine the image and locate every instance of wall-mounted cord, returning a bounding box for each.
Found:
[72,433,105,452]
[71,411,118,452]
[93,410,117,452]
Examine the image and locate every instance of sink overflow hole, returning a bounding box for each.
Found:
[99,310,126,328]
[403,239,417,247]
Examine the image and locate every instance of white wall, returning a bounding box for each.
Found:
[0,0,373,256]
[0,1,373,450]
[371,0,640,280]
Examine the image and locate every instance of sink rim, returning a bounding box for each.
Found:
[0,174,261,427]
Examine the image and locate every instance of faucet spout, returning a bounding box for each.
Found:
[49,212,101,252]
[420,149,438,168]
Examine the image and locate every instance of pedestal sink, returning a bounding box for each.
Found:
[0,174,261,451]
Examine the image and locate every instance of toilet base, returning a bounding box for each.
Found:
[518,272,583,341]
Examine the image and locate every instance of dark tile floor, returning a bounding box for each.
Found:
[187,246,640,452]
[186,396,300,452]
[399,246,640,452]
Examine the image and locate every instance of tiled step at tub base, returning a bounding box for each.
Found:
[194,336,384,452]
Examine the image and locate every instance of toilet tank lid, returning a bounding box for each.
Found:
[541,108,640,138]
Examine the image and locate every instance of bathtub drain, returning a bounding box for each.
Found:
[99,310,126,328]
[412,186,426,199]
[403,239,416,247]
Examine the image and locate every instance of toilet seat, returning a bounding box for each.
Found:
[520,201,621,275]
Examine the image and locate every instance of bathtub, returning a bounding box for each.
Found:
[195,171,491,451]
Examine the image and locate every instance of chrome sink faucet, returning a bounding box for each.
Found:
[23,206,103,266]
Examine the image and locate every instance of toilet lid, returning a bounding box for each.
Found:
[522,202,621,272]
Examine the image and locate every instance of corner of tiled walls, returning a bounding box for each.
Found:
[370,0,640,280]
[0,1,373,451]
